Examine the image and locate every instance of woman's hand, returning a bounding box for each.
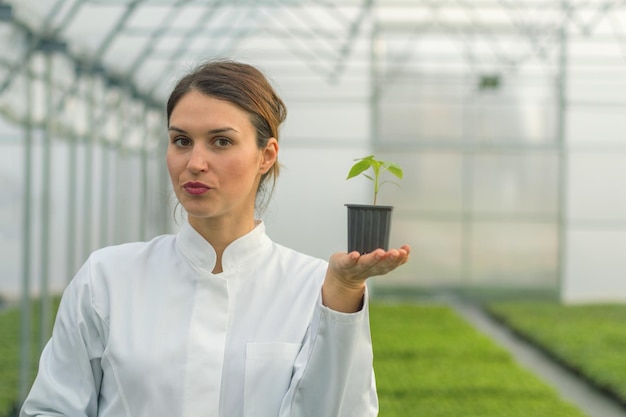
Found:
[322,245,411,313]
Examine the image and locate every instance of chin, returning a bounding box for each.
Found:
[177,201,213,218]
[184,208,218,219]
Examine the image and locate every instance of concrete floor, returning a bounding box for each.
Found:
[452,300,626,417]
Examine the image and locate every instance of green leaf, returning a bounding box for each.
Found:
[347,159,374,179]
[385,163,404,179]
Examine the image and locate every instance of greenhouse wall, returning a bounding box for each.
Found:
[2,2,626,304]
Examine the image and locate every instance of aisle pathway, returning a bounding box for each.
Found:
[452,300,626,417]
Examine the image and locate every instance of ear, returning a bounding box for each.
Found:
[259,138,278,174]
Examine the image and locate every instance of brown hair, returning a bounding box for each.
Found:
[167,60,287,206]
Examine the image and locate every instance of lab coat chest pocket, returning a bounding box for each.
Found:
[244,342,301,417]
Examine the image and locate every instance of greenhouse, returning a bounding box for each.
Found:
[1,1,626,416]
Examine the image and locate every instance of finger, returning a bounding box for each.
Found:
[369,248,410,275]
[382,246,411,266]
[348,251,361,261]
[357,250,397,276]
[364,249,386,262]
[334,247,408,279]
[387,249,400,260]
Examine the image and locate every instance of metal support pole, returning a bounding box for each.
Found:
[557,0,569,299]
[19,51,34,405]
[462,32,476,288]
[140,106,149,240]
[369,10,379,152]
[65,88,78,282]
[100,141,111,248]
[99,93,121,248]
[113,101,126,244]
[83,76,95,253]
[159,123,170,234]
[367,10,379,297]
[39,52,54,350]
[461,132,475,288]
[330,0,373,82]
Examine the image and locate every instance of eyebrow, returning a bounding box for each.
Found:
[168,126,239,135]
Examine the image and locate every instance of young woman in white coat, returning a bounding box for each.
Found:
[20,60,411,417]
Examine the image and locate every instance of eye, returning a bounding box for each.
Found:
[214,137,233,148]
[172,136,192,148]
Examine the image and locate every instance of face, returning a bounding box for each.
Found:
[166,90,277,227]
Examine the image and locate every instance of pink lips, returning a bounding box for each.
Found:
[183,181,211,195]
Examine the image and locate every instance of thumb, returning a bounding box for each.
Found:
[330,251,360,269]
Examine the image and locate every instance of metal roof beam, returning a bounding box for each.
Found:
[454,0,518,70]
[565,0,621,36]
[257,1,340,77]
[123,25,344,39]
[273,0,340,58]
[50,0,159,112]
[93,0,146,59]
[313,0,352,27]
[205,7,262,58]
[377,0,447,92]
[497,0,554,61]
[55,0,87,29]
[145,0,226,97]
[124,0,193,79]
[146,44,349,60]
[85,0,606,7]
[376,21,559,35]
[0,2,13,21]
[329,0,372,81]
[256,22,334,77]
[0,0,81,94]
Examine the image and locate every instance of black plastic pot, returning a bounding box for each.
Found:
[345,204,393,254]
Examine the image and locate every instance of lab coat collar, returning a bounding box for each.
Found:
[176,220,270,274]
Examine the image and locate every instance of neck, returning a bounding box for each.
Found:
[188,215,257,274]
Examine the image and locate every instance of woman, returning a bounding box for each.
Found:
[21,60,410,417]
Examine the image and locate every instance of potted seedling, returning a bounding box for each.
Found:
[345,155,403,254]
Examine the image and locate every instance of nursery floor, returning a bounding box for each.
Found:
[452,300,626,417]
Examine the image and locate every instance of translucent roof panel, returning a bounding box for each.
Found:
[4,0,626,105]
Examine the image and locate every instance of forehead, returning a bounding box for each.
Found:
[169,91,252,126]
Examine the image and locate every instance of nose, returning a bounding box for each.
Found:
[186,145,209,174]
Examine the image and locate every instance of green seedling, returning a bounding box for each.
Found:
[347,155,403,205]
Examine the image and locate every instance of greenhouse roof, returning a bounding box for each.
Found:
[2,0,624,108]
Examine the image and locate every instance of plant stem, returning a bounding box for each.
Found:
[373,161,380,205]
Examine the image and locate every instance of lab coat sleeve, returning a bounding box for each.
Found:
[20,259,107,417]
[280,288,378,417]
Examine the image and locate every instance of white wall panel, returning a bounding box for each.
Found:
[562,230,626,303]
[567,108,626,145]
[470,222,558,288]
[567,153,626,221]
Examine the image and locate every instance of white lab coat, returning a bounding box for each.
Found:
[21,221,378,417]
